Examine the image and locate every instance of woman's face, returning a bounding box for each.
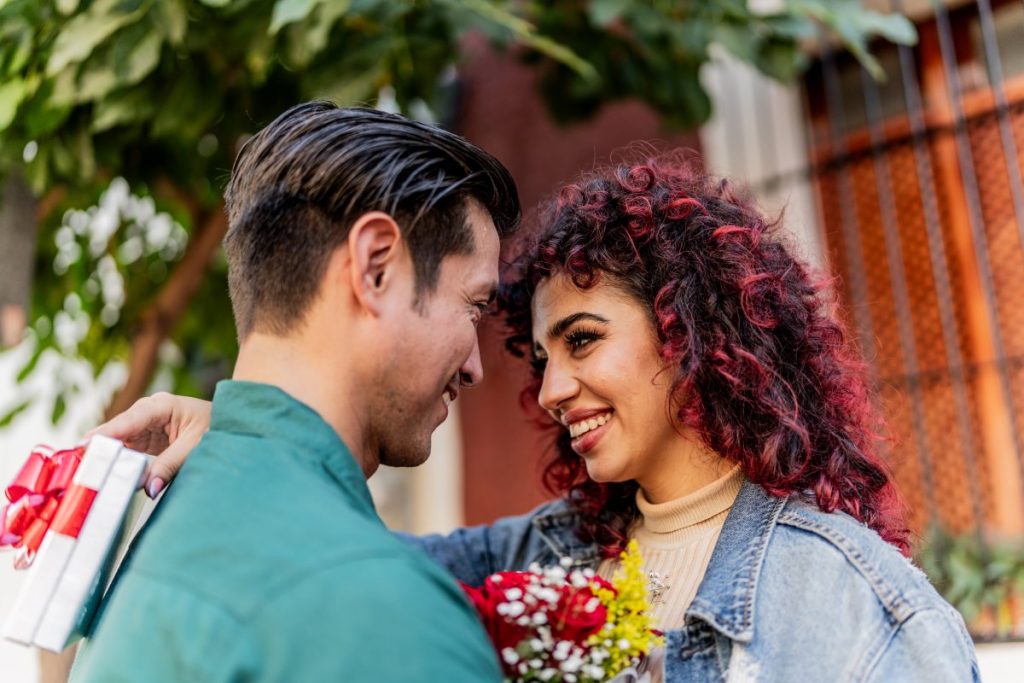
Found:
[531,273,681,486]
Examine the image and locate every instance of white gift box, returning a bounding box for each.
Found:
[2,435,149,652]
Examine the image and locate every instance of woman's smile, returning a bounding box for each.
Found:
[567,411,614,454]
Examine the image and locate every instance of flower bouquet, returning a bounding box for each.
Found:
[461,540,662,683]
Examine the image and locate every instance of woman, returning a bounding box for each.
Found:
[97,157,978,681]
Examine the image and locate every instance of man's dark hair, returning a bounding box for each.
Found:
[223,101,521,338]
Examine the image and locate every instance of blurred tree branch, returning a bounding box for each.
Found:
[0,0,916,427]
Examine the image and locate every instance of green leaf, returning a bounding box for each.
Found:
[315,63,386,105]
[3,29,33,76]
[755,38,804,82]
[197,0,231,6]
[51,393,66,425]
[0,399,32,428]
[91,86,155,132]
[47,0,149,76]
[847,9,916,46]
[445,0,598,83]
[587,0,631,27]
[16,345,44,383]
[47,67,78,107]
[0,77,26,131]
[154,0,188,46]
[76,24,163,102]
[118,29,163,85]
[714,22,756,64]
[302,0,351,60]
[270,0,323,34]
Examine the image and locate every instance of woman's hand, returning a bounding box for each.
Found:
[88,393,212,499]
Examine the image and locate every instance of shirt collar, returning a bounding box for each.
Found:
[685,479,787,643]
[210,380,378,518]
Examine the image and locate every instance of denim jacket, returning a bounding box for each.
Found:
[408,480,979,682]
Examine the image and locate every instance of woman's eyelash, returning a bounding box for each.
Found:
[565,327,603,350]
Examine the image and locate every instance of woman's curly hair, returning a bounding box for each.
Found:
[500,157,909,557]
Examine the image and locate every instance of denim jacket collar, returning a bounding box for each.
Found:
[529,505,602,567]
[530,480,786,644]
[686,480,786,643]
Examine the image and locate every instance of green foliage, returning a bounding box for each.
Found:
[0,0,916,424]
[917,528,1024,638]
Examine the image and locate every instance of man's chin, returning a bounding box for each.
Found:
[379,444,432,469]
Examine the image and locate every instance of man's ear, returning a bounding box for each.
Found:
[347,211,404,315]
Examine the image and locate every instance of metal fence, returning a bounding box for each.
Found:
[738,0,1024,542]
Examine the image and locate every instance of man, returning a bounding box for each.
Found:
[72,101,520,681]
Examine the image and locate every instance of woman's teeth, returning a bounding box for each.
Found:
[569,413,611,439]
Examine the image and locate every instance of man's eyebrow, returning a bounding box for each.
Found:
[545,312,609,340]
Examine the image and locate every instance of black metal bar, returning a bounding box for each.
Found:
[931,0,1024,503]
[859,64,940,521]
[820,38,880,375]
[976,0,1024,294]
[752,97,1024,195]
[880,354,1024,388]
[890,0,987,534]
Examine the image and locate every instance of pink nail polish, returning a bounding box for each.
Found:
[146,478,165,499]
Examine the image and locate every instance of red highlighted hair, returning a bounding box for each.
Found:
[501,157,909,557]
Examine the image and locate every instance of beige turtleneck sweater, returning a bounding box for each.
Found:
[597,464,745,681]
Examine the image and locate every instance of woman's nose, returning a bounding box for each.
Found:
[537,356,579,414]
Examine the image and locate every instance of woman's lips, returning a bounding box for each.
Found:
[570,414,612,455]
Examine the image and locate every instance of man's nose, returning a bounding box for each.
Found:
[537,356,578,413]
[459,336,484,388]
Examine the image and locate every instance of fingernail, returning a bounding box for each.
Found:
[146,478,165,499]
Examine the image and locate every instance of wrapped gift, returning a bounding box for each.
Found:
[2,435,149,652]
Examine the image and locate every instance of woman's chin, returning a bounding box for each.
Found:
[583,459,631,485]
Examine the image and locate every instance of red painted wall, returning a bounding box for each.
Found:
[453,40,702,525]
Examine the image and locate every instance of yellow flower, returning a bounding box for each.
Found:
[586,540,663,676]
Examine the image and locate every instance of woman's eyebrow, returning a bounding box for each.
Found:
[545,312,609,340]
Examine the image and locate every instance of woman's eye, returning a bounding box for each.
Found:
[565,328,601,352]
[530,356,548,373]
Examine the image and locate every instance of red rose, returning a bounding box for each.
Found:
[461,569,618,677]
[460,572,535,658]
[550,576,614,643]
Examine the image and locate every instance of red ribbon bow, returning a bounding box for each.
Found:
[1,445,86,569]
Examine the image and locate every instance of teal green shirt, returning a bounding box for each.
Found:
[73,381,501,682]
